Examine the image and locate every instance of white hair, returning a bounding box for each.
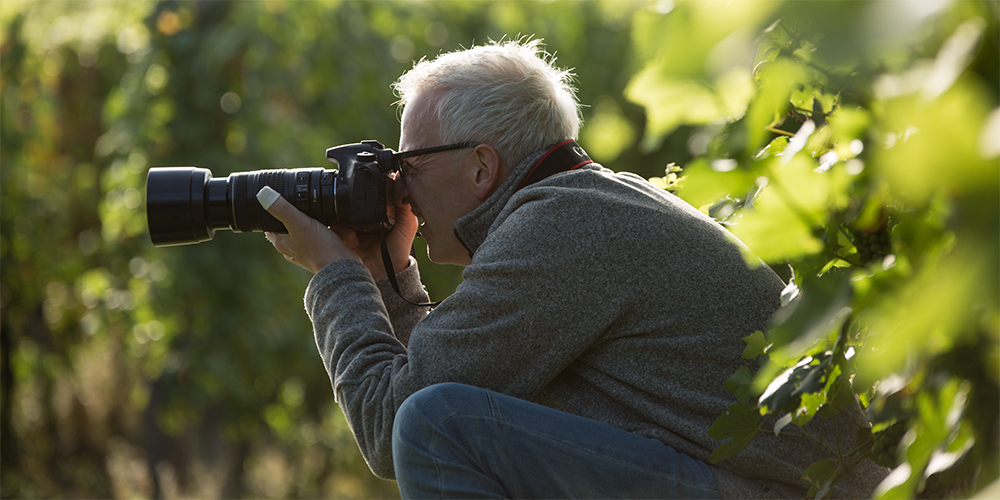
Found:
[393,38,581,168]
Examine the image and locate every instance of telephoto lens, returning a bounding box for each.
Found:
[145,167,336,246]
[145,141,395,247]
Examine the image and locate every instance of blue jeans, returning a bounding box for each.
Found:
[392,383,721,499]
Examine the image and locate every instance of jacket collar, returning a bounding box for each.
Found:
[452,147,548,257]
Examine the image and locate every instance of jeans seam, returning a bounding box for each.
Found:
[426,418,447,498]
[483,389,502,421]
[459,413,719,497]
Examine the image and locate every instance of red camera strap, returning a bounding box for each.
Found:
[517,139,593,191]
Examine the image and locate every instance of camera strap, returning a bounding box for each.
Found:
[381,139,593,308]
[517,139,593,190]
[381,225,441,307]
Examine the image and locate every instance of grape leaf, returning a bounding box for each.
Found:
[759,352,832,414]
[803,458,839,499]
[742,330,771,359]
[724,365,756,404]
[768,268,853,350]
[795,392,827,427]
[708,402,761,463]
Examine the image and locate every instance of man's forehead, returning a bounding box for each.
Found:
[400,93,442,150]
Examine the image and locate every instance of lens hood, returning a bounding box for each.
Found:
[146,167,215,246]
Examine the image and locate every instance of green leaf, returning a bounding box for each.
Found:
[826,106,871,150]
[873,86,996,203]
[726,163,830,263]
[724,365,756,404]
[873,379,971,499]
[708,402,761,463]
[626,1,777,148]
[674,158,756,211]
[759,352,832,415]
[768,268,853,351]
[745,58,809,150]
[742,330,771,359]
[857,245,988,385]
[803,459,839,499]
[823,372,857,416]
[754,135,789,160]
[795,392,828,428]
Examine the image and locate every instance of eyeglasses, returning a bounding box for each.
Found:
[392,141,479,181]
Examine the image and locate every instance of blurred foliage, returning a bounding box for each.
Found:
[635,1,998,498]
[2,0,996,499]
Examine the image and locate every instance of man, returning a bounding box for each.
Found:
[258,39,887,498]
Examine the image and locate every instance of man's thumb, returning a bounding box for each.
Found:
[257,186,294,225]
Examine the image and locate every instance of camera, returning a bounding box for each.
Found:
[146,140,395,246]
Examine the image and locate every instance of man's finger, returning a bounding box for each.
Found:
[257,186,300,229]
[333,227,360,249]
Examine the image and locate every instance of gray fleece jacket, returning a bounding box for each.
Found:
[304,148,888,498]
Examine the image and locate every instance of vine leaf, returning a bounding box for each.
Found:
[768,268,853,351]
[724,365,756,404]
[759,352,832,414]
[796,392,828,427]
[708,402,761,463]
[742,330,771,359]
[803,458,839,499]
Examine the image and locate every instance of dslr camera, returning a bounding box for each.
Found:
[146,141,395,246]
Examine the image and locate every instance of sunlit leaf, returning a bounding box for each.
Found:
[857,245,987,385]
[774,413,793,437]
[874,379,971,499]
[759,354,826,414]
[873,81,997,203]
[795,384,829,427]
[745,58,809,150]
[727,182,824,263]
[626,1,775,148]
[625,74,747,150]
[742,330,771,359]
[674,158,757,211]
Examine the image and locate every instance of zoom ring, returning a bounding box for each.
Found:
[255,171,288,233]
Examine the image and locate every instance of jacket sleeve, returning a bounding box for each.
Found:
[304,258,427,479]
[373,256,430,348]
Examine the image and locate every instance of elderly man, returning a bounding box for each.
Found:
[258,39,886,499]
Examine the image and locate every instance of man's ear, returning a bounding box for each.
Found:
[471,144,503,200]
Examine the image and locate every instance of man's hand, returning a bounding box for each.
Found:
[257,178,418,279]
[257,186,361,274]
[340,174,420,280]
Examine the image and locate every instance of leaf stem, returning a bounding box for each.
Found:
[766,126,796,137]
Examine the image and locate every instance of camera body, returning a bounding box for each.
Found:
[146,140,394,246]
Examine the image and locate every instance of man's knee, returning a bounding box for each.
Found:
[393,383,482,450]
